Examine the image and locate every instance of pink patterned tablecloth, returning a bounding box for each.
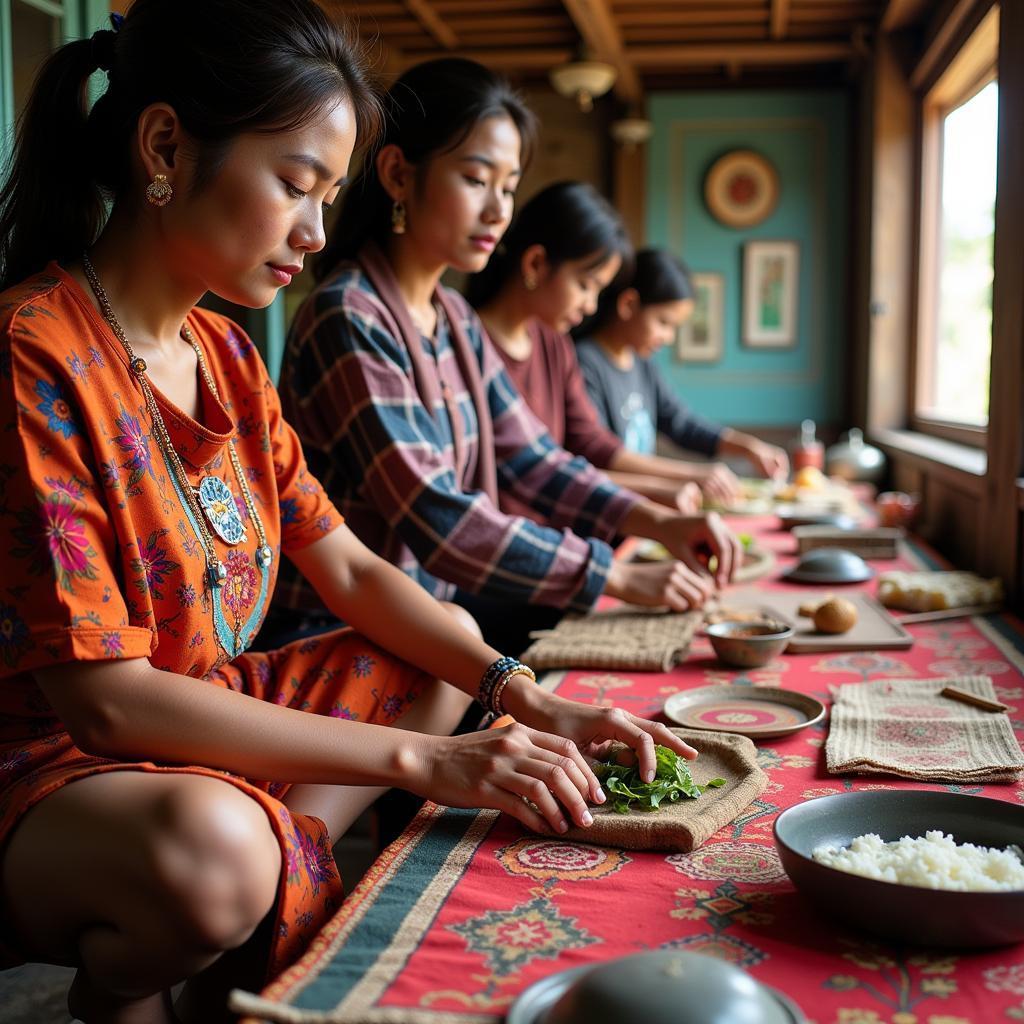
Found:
[237,522,1024,1024]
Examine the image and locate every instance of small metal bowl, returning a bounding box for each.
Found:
[706,620,794,668]
[783,547,873,584]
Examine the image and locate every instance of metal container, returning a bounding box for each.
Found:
[825,428,886,483]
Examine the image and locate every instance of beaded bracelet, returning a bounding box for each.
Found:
[489,663,537,717]
[478,657,536,716]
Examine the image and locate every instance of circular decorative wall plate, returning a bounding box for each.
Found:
[704,150,779,228]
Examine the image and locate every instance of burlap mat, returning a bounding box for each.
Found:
[520,607,702,670]
[561,729,768,852]
[826,675,1024,782]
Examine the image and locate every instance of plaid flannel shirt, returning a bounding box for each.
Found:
[273,263,637,615]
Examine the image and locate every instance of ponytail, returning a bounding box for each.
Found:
[1,0,380,292]
[0,37,108,289]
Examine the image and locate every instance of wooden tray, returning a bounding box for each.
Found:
[718,587,913,652]
[793,525,903,559]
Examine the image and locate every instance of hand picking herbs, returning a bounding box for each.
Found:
[594,744,726,813]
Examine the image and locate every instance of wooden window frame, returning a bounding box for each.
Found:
[910,4,999,448]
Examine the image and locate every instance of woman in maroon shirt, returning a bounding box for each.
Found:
[468,181,707,517]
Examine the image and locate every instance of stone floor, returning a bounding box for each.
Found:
[0,817,379,1024]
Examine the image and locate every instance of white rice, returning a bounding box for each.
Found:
[812,830,1024,891]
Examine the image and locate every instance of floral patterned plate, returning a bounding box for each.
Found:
[664,685,825,738]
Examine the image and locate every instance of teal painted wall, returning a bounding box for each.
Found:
[646,90,849,427]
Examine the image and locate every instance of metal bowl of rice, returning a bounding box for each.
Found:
[774,790,1024,947]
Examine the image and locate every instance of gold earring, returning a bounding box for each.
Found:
[391,200,407,235]
[145,173,173,207]
[523,272,537,291]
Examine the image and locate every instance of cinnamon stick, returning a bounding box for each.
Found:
[939,685,1009,713]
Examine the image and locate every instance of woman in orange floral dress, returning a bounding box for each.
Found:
[0,2,699,1022]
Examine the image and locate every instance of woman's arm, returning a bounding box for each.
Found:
[608,447,741,508]
[716,427,790,480]
[291,299,625,614]
[601,467,701,513]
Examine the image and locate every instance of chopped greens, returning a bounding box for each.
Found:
[593,745,726,814]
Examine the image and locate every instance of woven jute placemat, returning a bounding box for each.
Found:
[561,728,768,852]
[826,675,1024,783]
[520,607,702,671]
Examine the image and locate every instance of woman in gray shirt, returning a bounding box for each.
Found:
[575,249,788,504]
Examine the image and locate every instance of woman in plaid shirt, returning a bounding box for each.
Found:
[272,58,742,655]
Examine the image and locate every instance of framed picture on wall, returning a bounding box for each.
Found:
[742,240,799,348]
[676,272,724,363]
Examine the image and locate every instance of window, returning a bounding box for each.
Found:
[913,5,999,444]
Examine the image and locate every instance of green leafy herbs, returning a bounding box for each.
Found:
[593,745,726,814]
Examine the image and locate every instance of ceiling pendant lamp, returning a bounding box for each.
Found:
[549,58,617,112]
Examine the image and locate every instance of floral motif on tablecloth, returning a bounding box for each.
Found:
[702,662,790,687]
[666,841,787,884]
[825,945,963,1022]
[659,931,766,968]
[830,1012,969,1024]
[448,893,600,976]
[985,964,1024,996]
[495,838,629,882]
[728,797,779,837]
[570,673,647,706]
[669,880,776,929]
[929,658,1011,676]
[757,747,815,771]
[814,653,915,681]
[916,635,987,653]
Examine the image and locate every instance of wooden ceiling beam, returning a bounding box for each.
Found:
[559,0,643,103]
[626,39,856,67]
[770,0,791,39]
[401,0,459,48]
[394,46,574,71]
[909,0,994,90]
[880,0,934,32]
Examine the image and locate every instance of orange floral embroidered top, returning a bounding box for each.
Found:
[0,265,343,755]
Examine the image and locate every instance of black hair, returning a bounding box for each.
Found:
[465,180,632,308]
[579,247,695,336]
[0,0,381,290]
[316,57,538,279]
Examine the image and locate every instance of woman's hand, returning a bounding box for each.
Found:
[654,510,744,589]
[416,723,605,834]
[689,462,741,506]
[505,687,698,789]
[744,440,789,481]
[605,558,715,611]
[674,481,703,514]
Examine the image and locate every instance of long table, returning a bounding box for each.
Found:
[236,521,1024,1024]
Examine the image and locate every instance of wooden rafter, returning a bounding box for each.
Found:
[880,0,934,32]
[770,0,791,39]
[559,0,642,103]
[396,47,574,72]
[401,0,458,49]
[626,40,856,68]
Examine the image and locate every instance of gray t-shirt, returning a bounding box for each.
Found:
[575,339,723,458]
